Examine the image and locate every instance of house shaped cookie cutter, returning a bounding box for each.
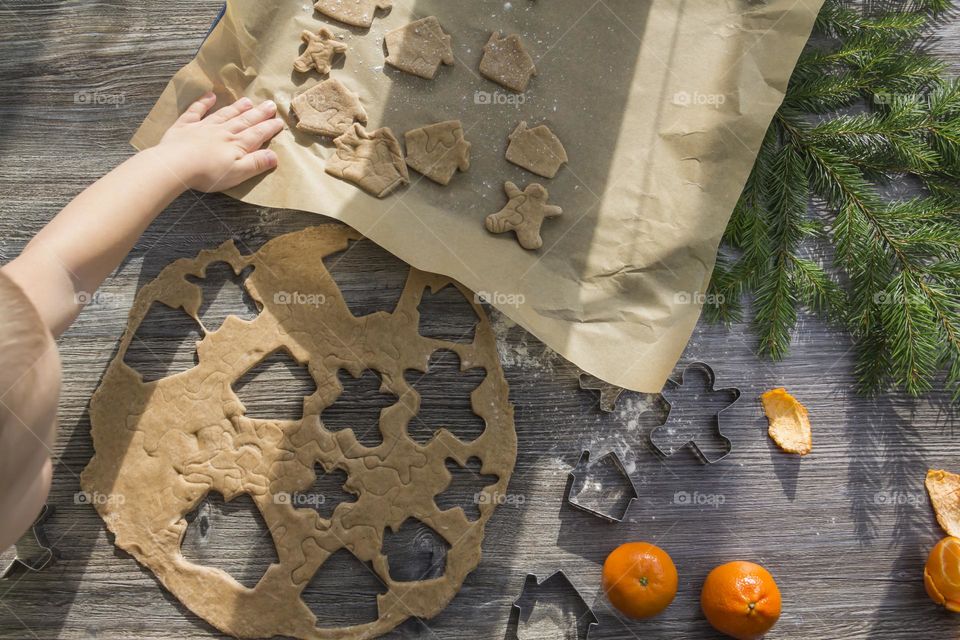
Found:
[565,450,638,523]
[512,571,598,640]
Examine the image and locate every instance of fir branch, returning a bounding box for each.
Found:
[712,0,960,400]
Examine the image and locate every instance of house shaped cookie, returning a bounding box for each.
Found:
[385,16,454,80]
[292,78,368,138]
[326,124,410,198]
[294,28,347,75]
[479,32,537,93]
[314,0,392,28]
[404,120,471,186]
[505,121,568,179]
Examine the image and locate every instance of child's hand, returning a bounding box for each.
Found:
[153,93,285,193]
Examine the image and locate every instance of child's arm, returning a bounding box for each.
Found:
[2,93,284,337]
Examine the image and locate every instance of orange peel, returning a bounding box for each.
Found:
[926,469,960,537]
[760,388,812,455]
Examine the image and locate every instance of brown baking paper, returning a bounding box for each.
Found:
[132,0,825,393]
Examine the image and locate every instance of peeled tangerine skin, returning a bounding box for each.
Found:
[761,387,812,455]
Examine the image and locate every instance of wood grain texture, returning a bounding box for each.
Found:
[0,1,959,639]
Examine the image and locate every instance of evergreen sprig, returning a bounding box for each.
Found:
[708,0,960,399]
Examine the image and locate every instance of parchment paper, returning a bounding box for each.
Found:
[132,0,824,393]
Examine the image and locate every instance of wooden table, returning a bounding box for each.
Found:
[0,2,958,638]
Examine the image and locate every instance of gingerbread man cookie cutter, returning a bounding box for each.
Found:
[650,362,741,464]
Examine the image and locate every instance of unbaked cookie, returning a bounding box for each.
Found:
[479,32,537,93]
[404,121,471,186]
[314,0,392,28]
[327,124,410,198]
[294,28,347,75]
[385,16,454,80]
[485,181,563,250]
[291,78,367,138]
[506,121,568,179]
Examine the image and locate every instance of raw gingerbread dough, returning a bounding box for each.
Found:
[292,78,368,138]
[327,124,410,198]
[506,121,568,179]
[314,0,392,28]
[404,120,471,186]
[384,16,454,80]
[485,181,563,251]
[479,32,537,93]
[80,226,518,640]
[294,28,348,75]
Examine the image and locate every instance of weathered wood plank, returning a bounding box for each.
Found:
[1,1,959,639]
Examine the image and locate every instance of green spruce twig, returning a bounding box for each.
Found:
[708,0,960,399]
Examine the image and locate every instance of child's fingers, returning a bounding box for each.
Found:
[208,97,254,124]
[233,149,279,182]
[177,92,217,124]
[227,100,278,133]
[237,118,285,152]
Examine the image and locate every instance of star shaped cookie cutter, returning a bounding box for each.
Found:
[565,450,638,523]
[512,571,599,640]
[650,362,741,464]
[1,504,56,579]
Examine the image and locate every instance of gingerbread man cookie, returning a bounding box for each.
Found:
[485,181,562,250]
[294,28,347,75]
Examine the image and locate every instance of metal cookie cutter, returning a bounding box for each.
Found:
[578,373,625,413]
[650,362,741,465]
[566,450,638,523]
[513,571,599,640]
[1,504,56,579]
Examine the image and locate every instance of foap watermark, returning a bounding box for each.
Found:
[474,90,526,108]
[74,90,127,108]
[274,291,327,307]
[873,490,925,507]
[475,290,526,308]
[873,91,925,105]
[74,490,125,506]
[673,91,726,108]
[674,291,725,306]
[274,492,327,507]
[873,291,926,306]
[475,491,525,506]
[673,490,726,508]
[74,290,123,308]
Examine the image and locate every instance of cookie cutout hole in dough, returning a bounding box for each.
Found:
[382,518,450,582]
[123,301,202,382]
[322,368,397,451]
[301,549,386,628]
[417,284,479,343]
[322,239,410,316]
[186,262,259,333]
[291,464,357,520]
[232,349,317,420]
[404,349,486,445]
[435,457,499,522]
[180,492,278,589]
